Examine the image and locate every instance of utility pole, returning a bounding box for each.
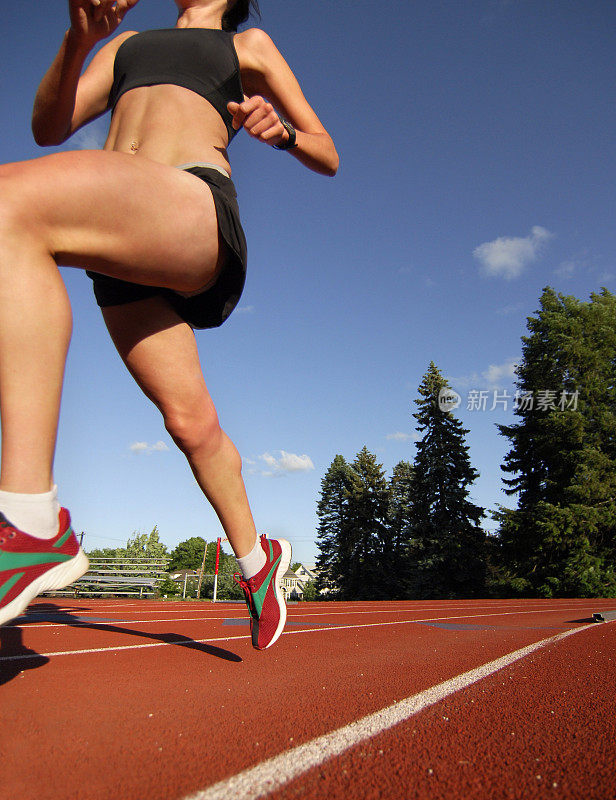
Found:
[196,541,208,599]
[212,538,228,603]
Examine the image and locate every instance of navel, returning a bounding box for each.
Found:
[129,140,139,154]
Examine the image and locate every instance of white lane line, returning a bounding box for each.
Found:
[10,616,245,629]
[182,623,599,800]
[0,633,252,660]
[55,600,594,617]
[0,612,593,662]
[8,603,592,631]
[16,601,599,629]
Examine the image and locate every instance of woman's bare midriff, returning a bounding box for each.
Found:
[103,83,234,174]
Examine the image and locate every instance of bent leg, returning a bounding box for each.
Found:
[102,297,258,558]
[0,150,224,493]
[0,205,71,492]
[0,151,225,291]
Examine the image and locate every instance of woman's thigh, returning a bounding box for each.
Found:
[102,295,217,421]
[0,150,222,293]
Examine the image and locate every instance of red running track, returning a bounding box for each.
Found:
[1,598,615,800]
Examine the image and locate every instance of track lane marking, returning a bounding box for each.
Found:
[0,612,594,661]
[8,603,597,631]
[181,623,599,800]
[36,599,595,617]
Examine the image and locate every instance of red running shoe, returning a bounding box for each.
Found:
[0,508,89,626]
[235,535,292,650]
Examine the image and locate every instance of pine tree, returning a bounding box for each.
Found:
[409,362,486,598]
[315,455,353,598]
[345,447,393,599]
[388,461,415,560]
[496,287,616,597]
[387,460,415,596]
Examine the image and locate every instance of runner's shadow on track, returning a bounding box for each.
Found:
[0,626,50,686]
[2,602,242,679]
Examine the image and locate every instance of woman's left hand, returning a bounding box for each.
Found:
[227,95,290,148]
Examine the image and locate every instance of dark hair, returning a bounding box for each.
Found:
[222,0,261,32]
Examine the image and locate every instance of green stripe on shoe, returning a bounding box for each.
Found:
[252,554,282,617]
[0,551,72,571]
[53,526,74,549]
[0,572,24,603]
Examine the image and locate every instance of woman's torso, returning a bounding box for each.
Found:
[103,28,250,174]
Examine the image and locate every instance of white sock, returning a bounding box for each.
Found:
[0,485,60,540]
[236,535,266,580]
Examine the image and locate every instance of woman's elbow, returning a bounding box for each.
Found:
[32,128,69,147]
[31,114,70,147]
[32,128,56,147]
[325,146,339,177]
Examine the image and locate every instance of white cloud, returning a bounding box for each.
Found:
[129,442,149,453]
[447,357,519,391]
[495,302,524,316]
[482,358,518,386]
[278,451,315,472]
[150,441,169,452]
[555,260,577,278]
[474,226,553,279]
[246,450,315,476]
[387,432,412,442]
[129,440,169,455]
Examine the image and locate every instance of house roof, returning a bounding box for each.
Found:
[294,564,317,578]
[283,569,300,578]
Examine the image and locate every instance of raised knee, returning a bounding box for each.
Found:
[0,168,34,237]
[163,402,222,457]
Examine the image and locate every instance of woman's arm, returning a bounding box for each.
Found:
[230,28,339,176]
[32,0,138,146]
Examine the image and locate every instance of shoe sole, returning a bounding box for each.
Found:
[0,548,89,627]
[259,538,292,650]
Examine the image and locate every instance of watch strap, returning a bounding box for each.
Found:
[273,117,298,150]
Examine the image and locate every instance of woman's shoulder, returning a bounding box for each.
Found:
[95,29,140,59]
[235,27,274,49]
[233,27,280,73]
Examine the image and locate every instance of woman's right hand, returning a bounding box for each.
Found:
[69,0,139,48]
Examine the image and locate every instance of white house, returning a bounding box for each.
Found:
[280,564,318,600]
[293,564,317,583]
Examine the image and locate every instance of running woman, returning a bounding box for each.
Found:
[0,0,338,650]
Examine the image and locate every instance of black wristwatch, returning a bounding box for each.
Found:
[273,117,298,150]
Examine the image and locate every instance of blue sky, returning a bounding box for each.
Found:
[2,1,615,565]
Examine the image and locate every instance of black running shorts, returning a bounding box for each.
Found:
[86,165,247,329]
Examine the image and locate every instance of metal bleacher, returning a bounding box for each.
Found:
[48,556,170,598]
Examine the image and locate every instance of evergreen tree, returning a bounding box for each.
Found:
[314,455,353,598]
[496,287,616,597]
[345,447,393,599]
[409,362,486,598]
[388,460,415,564]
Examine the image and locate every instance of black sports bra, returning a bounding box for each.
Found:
[108,28,244,143]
